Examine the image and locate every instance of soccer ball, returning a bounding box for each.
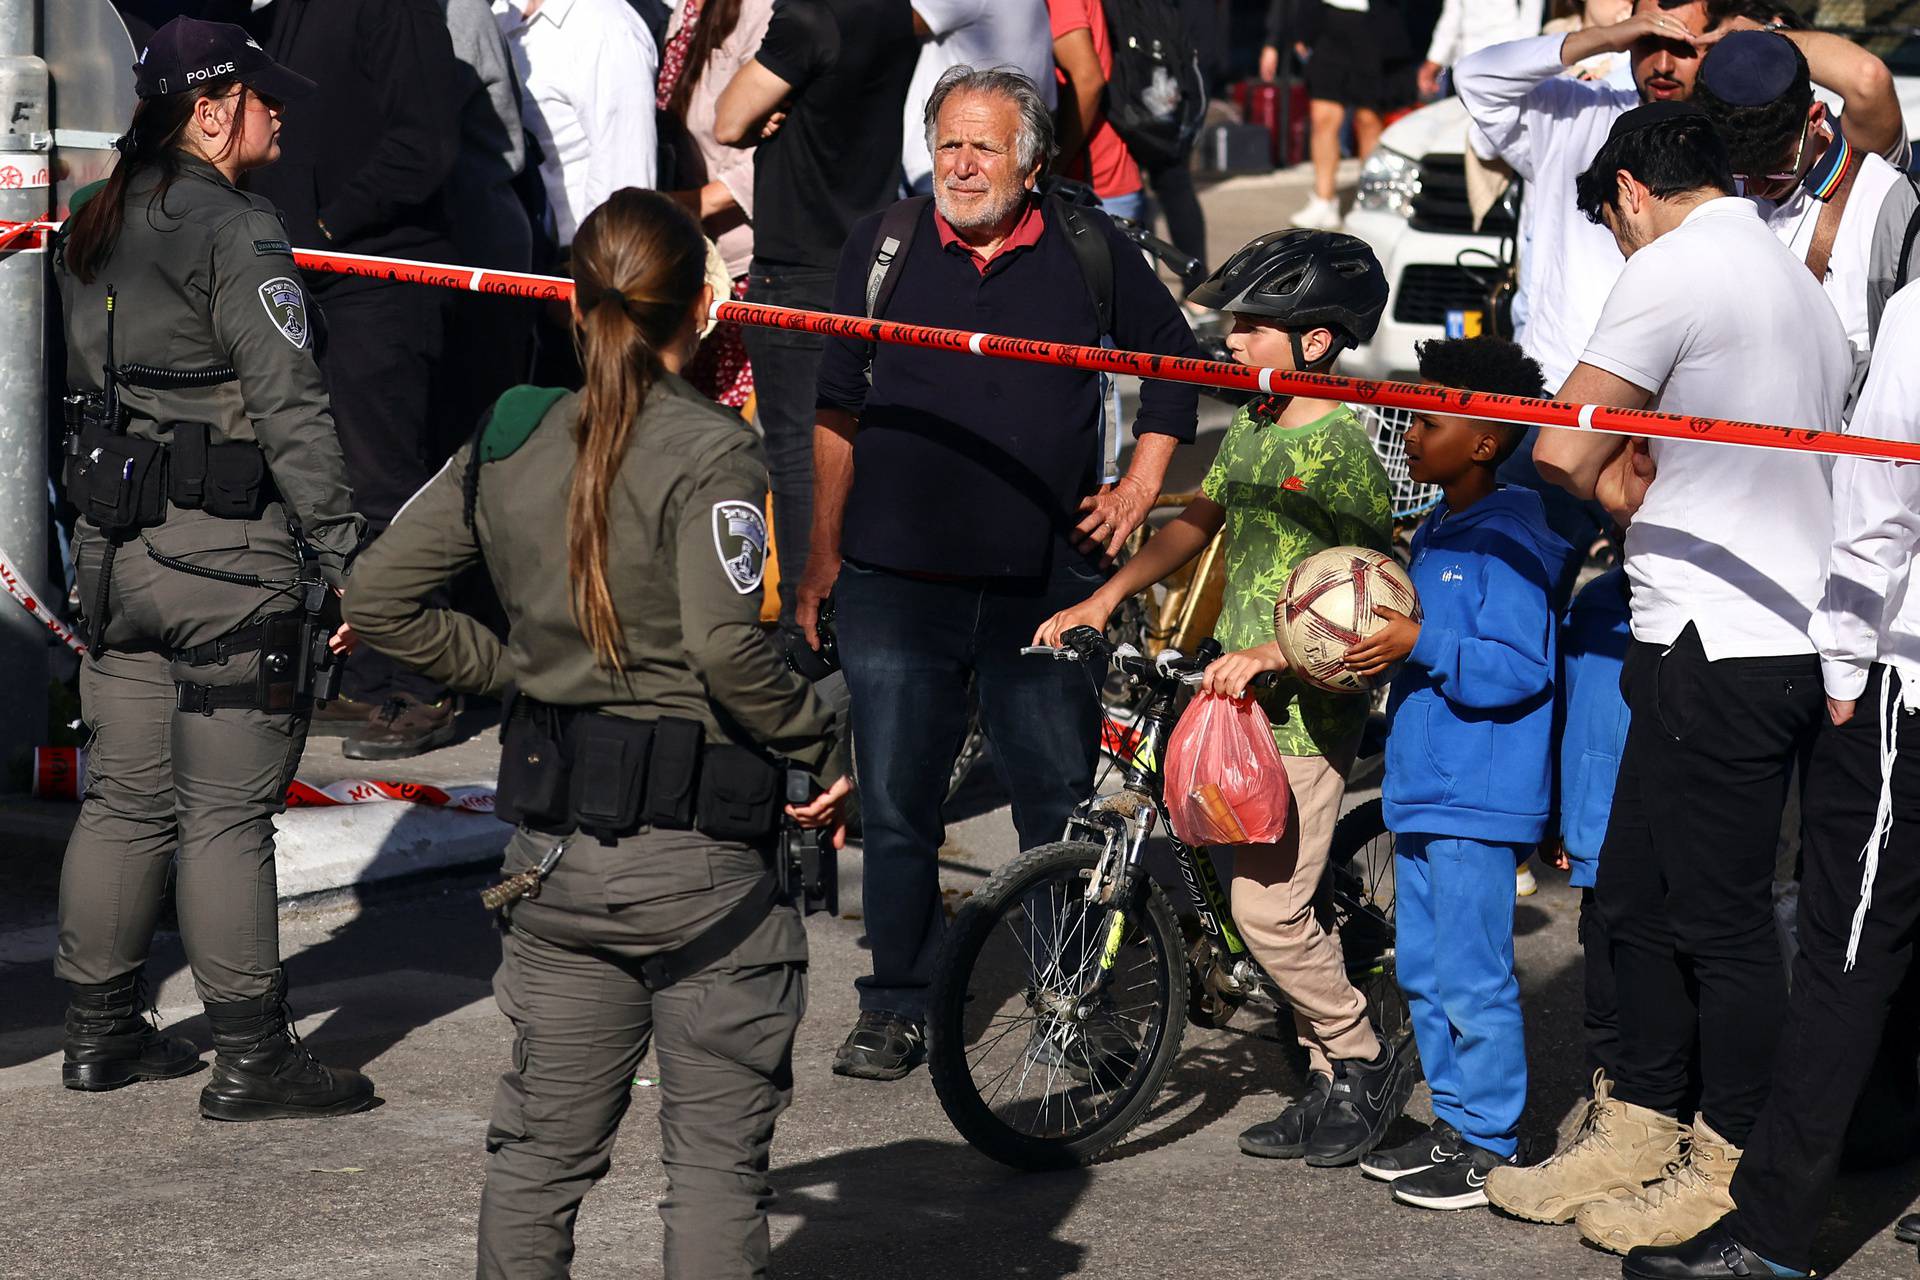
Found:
[1274,546,1422,693]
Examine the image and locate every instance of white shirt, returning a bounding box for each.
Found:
[1581,198,1853,660]
[1815,282,1920,700]
[494,0,659,247]
[1756,143,1906,357]
[1456,33,1634,388]
[1426,0,1544,69]
[902,0,1057,187]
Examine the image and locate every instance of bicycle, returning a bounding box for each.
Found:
[924,626,1407,1171]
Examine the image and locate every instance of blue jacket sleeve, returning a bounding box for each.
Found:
[1406,538,1554,711]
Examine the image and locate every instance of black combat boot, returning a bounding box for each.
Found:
[199,970,376,1122]
[62,969,203,1091]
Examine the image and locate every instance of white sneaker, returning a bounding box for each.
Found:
[1292,194,1344,230]
[1516,864,1538,897]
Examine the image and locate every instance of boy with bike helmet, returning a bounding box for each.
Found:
[1036,229,1416,1167]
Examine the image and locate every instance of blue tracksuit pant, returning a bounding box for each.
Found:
[1394,833,1527,1157]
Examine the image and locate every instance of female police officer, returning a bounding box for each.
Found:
[53,17,372,1120]
[343,189,850,1279]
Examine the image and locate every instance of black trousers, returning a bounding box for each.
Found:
[317,280,449,705]
[1597,624,1822,1144]
[1145,161,1207,291]
[1579,886,1620,1081]
[742,265,837,627]
[1731,664,1920,1272]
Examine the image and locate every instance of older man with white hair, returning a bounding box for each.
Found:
[798,65,1199,1081]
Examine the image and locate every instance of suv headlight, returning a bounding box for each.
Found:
[1356,146,1422,220]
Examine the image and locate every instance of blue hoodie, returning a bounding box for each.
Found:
[1384,487,1575,844]
[1556,567,1631,886]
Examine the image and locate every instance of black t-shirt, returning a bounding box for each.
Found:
[751,0,918,271]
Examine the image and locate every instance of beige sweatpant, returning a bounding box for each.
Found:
[1228,750,1379,1079]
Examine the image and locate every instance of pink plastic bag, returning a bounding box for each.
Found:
[1162,692,1291,846]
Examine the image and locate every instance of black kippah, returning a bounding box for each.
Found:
[1605,99,1708,145]
[1699,30,1799,107]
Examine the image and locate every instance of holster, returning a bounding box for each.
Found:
[173,591,336,716]
[494,695,785,846]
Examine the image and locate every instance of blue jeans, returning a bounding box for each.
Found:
[1097,190,1146,223]
[743,265,838,626]
[835,557,1103,1019]
[1394,832,1528,1156]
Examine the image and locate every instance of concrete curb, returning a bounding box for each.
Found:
[273,792,509,899]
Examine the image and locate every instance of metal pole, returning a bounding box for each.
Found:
[0,0,50,789]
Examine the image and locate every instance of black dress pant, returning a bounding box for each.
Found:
[1597,624,1822,1144]
[1731,664,1920,1273]
[1145,161,1207,292]
[1580,886,1620,1081]
[316,279,449,705]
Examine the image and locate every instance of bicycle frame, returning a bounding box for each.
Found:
[1062,659,1254,1005]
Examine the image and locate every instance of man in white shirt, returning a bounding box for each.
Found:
[1631,279,1920,1280]
[901,0,1056,194]
[1493,103,1853,1255]
[1695,31,1920,367]
[494,0,659,252]
[1420,0,1545,98]
[1455,0,1908,392]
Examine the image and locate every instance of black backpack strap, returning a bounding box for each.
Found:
[1047,194,1116,338]
[865,196,934,319]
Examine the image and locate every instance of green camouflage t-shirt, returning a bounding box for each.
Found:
[1199,402,1393,759]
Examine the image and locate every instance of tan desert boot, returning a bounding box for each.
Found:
[1574,1116,1741,1254]
[1484,1071,1686,1224]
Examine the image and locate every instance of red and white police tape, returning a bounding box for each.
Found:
[31,744,497,811]
[6,215,1918,465]
[0,545,88,655]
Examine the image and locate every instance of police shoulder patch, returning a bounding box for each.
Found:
[257,276,310,349]
[712,500,767,595]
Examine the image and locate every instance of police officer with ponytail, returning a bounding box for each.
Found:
[53,17,372,1119]
[343,188,850,1279]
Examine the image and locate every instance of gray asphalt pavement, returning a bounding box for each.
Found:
[4,778,1918,1280]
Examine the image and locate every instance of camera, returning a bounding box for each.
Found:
[782,595,840,682]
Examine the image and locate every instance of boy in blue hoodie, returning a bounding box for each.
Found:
[1342,337,1574,1211]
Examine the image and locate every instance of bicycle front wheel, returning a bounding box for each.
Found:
[926,841,1189,1170]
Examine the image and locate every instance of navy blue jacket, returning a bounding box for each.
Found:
[1556,567,1631,885]
[1384,487,1575,844]
[815,198,1199,578]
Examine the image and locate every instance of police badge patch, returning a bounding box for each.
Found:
[712,500,767,595]
[257,276,310,349]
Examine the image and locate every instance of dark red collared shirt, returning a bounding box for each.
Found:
[931,199,1048,274]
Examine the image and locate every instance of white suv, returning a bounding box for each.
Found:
[1342,26,1920,383]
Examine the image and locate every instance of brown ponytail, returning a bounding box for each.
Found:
[566,189,708,670]
[63,77,249,284]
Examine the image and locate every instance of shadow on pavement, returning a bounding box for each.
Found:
[769,1137,1091,1279]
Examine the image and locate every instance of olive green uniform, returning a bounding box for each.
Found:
[343,377,844,1280]
[55,157,363,1006]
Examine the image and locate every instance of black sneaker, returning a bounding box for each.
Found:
[1391,1142,1519,1211]
[1239,1073,1333,1159]
[832,1011,925,1081]
[1304,1032,1417,1167]
[1360,1118,1462,1182]
[1898,1212,1920,1245]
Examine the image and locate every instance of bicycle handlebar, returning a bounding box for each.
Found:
[1023,626,1282,692]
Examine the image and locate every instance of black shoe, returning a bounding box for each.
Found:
[832,1011,925,1081]
[1623,1220,1803,1278]
[1897,1212,1920,1245]
[341,694,458,761]
[1360,1118,1462,1182]
[1239,1073,1333,1159]
[62,970,203,1091]
[1390,1141,1519,1210]
[1304,1032,1417,1167]
[199,970,376,1121]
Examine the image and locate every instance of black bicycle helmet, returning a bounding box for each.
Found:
[1188,229,1389,363]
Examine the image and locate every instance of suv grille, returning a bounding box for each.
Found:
[1391,264,1495,326]
[1410,153,1520,236]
